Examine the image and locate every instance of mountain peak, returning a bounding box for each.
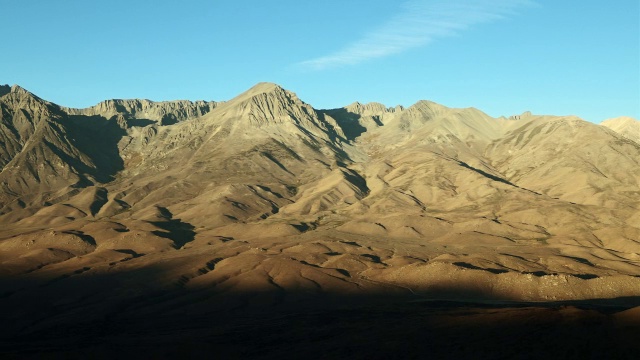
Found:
[0,84,49,107]
[223,82,302,109]
[407,100,449,116]
[251,82,283,91]
[601,116,638,126]
[242,82,287,97]
[10,84,31,96]
[601,116,640,143]
[344,101,393,116]
[508,111,533,120]
[225,82,298,106]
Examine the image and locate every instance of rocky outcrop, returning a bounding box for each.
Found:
[64,98,219,126]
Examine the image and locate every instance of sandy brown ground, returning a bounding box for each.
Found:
[1,228,639,359]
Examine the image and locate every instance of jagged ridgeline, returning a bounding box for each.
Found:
[0,82,639,304]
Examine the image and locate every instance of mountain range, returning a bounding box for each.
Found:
[1,82,639,357]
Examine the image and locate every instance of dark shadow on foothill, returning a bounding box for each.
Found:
[260,151,294,176]
[127,118,155,127]
[291,222,316,233]
[456,159,542,195]
[113,249,143,258]
[149,207,196,249]
[453,261,509,274]
[150,220,196,249]
[89,187,109,216]
[0,266,638,360]
[61,229,97,246]
[457,160,516,187]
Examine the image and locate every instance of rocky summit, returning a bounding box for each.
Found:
[1,83,639,358]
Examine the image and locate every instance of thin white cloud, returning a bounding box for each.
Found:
[299,0,535,70]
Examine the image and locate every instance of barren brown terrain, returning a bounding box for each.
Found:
[1,83,639,358]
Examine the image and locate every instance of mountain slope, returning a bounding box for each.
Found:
[0,83,638,340]
[0,86,125,215]
[601,116,640,143]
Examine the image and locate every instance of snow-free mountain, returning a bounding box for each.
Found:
[1,83,639,355]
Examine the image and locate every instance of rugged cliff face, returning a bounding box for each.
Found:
[0,88,215,214]
[0,83,639,352]
[63,98,219,126]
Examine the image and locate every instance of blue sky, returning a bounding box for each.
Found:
[1,0,638,122]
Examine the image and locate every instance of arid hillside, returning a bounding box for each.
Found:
[1,83,639,358]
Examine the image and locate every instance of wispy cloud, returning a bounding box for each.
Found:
[299,0,535,70]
